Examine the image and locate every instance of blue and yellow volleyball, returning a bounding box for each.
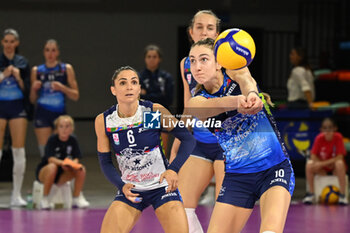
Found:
[319,185,340,204]
[214,28,256,70]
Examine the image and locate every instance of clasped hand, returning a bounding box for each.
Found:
[237,92,263,115]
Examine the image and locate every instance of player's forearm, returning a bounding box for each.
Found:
[304,90,313,105]
[187,96,239,120]
[226,67,258,96]
[62,86,79,101]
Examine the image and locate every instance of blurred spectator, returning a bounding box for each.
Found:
[35,115,89,209]
[287,47,315,109]
[139,44,173,109]
[303,117,348,205]
[139,44,174,155]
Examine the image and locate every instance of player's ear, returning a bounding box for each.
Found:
[110,86,116,96]
[216,61,222,71]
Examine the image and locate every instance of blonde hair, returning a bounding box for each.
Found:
[261,92,274,107]
[188,10,221,44]
[54,115,75,130]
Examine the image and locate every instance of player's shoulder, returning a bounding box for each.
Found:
[333,132,344,140]
[292,66,306,75]
[139,99,154,109]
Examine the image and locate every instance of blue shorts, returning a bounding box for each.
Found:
[0,99,27,119]
[191,141,224,162]
[114,186,183,211]
[217,159,295,209]
[34,106,65,128]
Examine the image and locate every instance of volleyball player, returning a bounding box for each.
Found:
[30,39,79,157]
[170,10,263,233]
[95,66,195,233]
[0,29,30,207]
[187,38,295,233]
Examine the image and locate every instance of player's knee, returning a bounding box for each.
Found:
[46,163,58,174]
[76,165,86,178]
[305,161,315,172]
[334,159,345,171]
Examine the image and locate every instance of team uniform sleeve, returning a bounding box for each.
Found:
[139,71,147,90]
[167,125,196,173]
[98,151,125,191]
[164,72,174,107]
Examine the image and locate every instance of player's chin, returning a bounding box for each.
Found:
[122,95,138,102]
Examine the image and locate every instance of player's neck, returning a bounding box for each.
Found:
[45,60,58,68]
[204,72,223,94]
[3,51,15,60]
[118,102,139,118]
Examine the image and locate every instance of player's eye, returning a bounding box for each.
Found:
[208,26,214,31]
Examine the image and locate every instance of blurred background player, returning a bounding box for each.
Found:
[0,28,30,207]
[30,39,79,157]
[139,44,174,155]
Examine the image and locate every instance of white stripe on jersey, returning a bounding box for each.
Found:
[105,104,151,128]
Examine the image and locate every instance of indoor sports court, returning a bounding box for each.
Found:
[0,205,349,233]
[1,153,350,233]
[1,0,350,232]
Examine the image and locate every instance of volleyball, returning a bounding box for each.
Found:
[214,28,256,70]
[319,185,340,204]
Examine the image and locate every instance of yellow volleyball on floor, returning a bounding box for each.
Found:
[319,185,340,204]
[214,28,256,70]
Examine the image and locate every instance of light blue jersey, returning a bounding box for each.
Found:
[0,76,23,100]
[196,70,288,173]
[36,63,67,113]
[184,57,217,144]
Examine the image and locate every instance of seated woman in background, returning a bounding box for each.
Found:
[303,117,348,205]
[35,115,89,209]
[287,47,315,109]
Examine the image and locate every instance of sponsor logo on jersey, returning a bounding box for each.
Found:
[218,186,226,197]
[186,73,192,84]
[143,110,161,129]
[113,133,120,145]
[67,145,72,155]
[226,83,237,96]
